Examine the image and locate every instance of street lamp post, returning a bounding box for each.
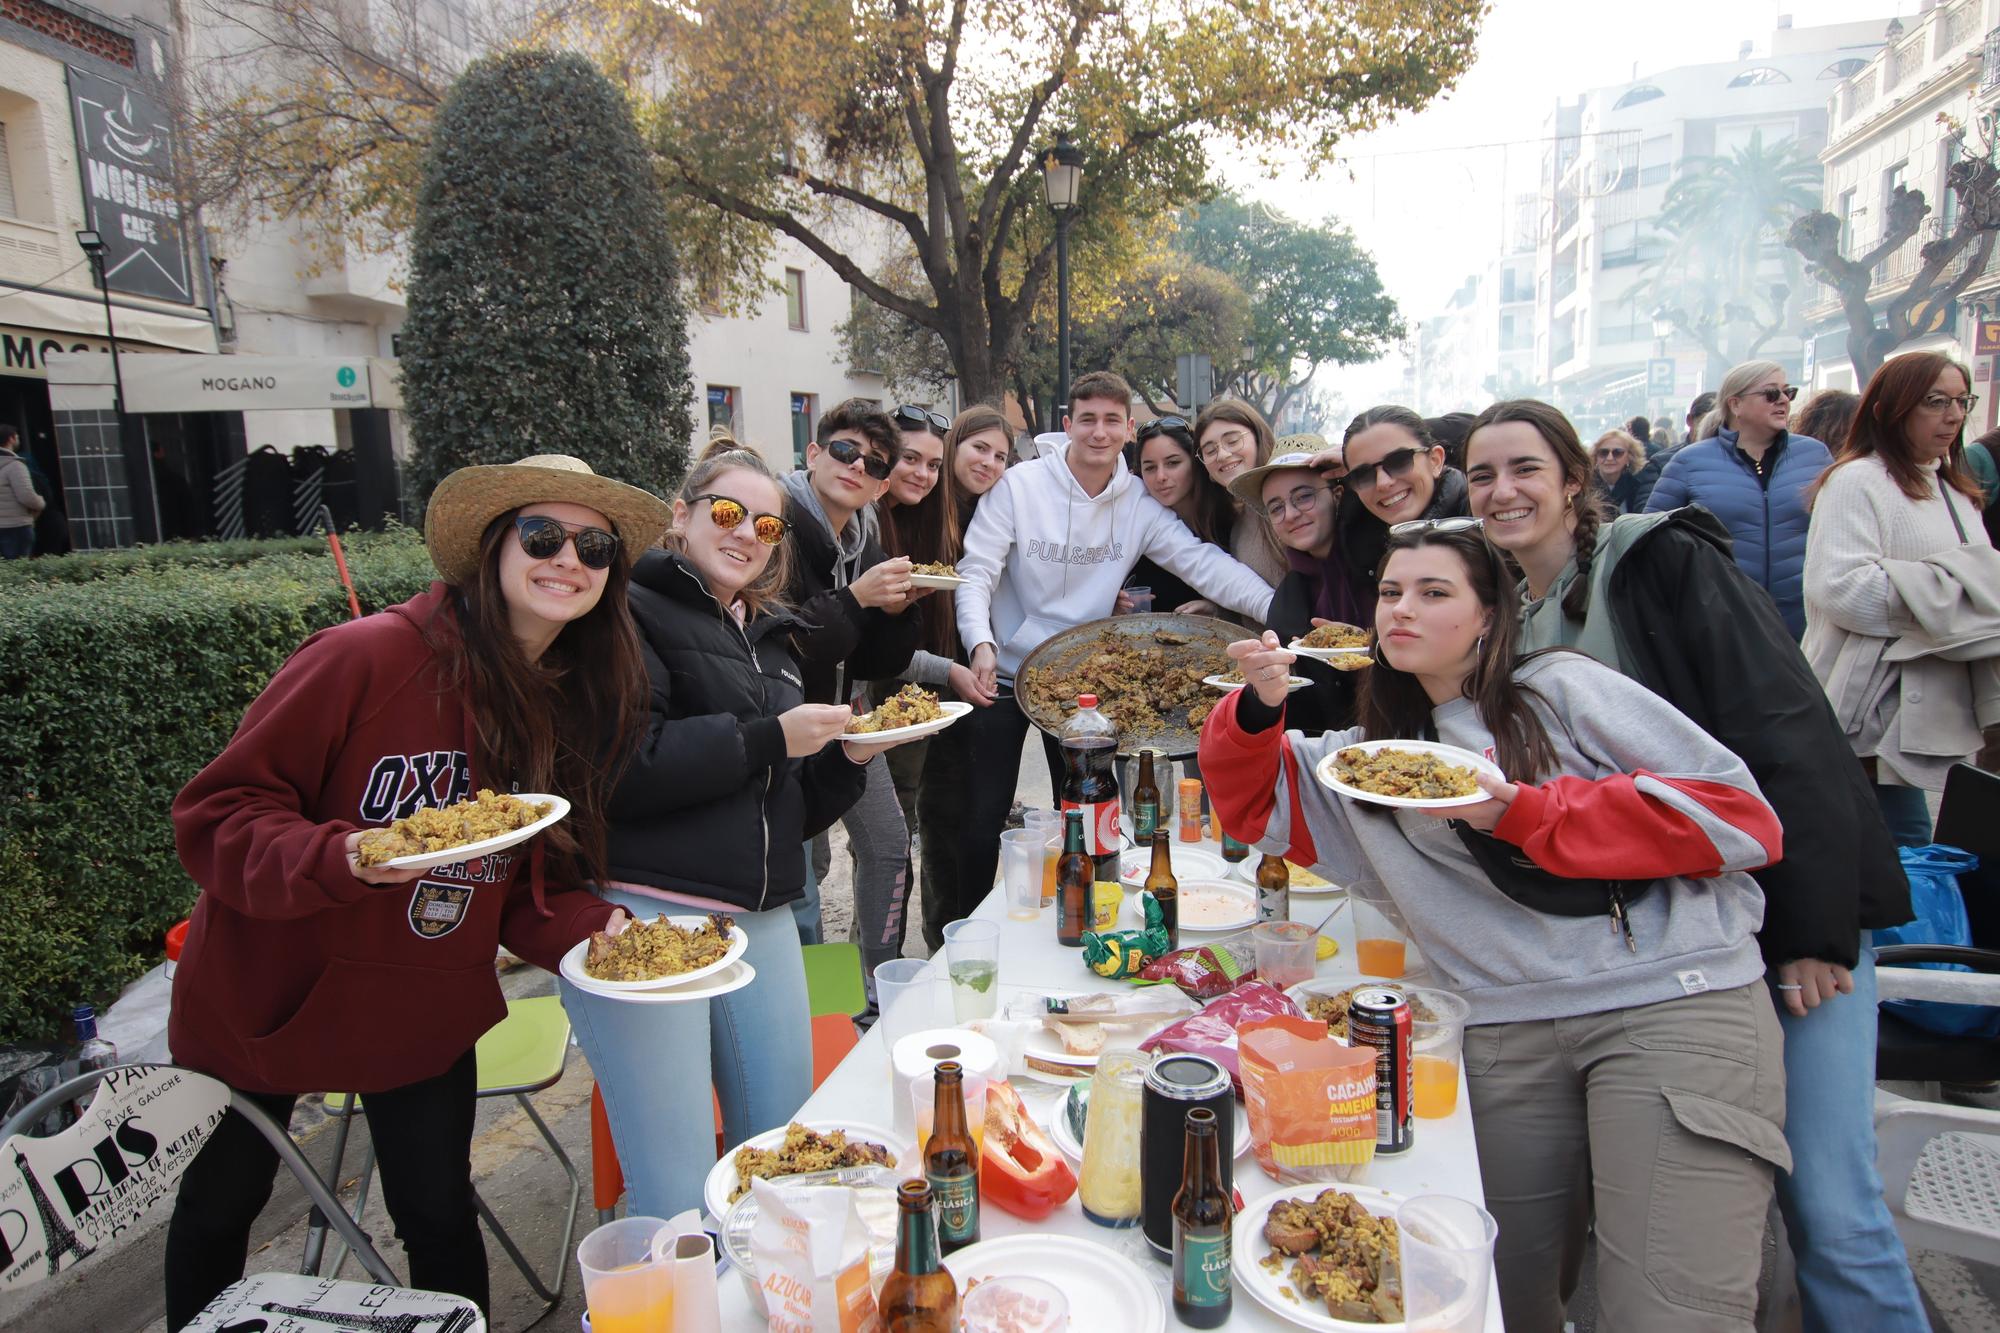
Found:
[74,230,122,411]
[1650,306,1675,418]
[1040,131,1084,422]
[76,228,160,543]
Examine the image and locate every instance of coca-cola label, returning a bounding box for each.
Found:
[1061,799,1121,857]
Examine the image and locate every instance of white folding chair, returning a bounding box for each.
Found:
[0,1062,483,1332]
[1874,962,2000,1264]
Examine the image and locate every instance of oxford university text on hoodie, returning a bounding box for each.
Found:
[169,584,617,1096]
[955,443,1277,680]
[1199,652,1779,1026]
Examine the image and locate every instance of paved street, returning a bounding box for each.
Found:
[5,738,1998,1332]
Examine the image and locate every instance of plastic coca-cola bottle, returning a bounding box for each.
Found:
[1059,695,1122,899]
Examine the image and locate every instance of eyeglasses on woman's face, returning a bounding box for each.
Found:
[1917,392,1979,415]
[1198,428,1253,462]
[513,515,620,569]
[1345,446,1425,493]
[1263,484,1329,521]
[697,494,789,545]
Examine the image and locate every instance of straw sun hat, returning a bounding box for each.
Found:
[424,454,672,585]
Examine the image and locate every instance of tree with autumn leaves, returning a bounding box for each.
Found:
[180,0,1485,407]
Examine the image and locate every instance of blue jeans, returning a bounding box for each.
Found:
[791,840,823,945]
[1770,934,1930,1333]
[560,889,814,1219]
[1874,782,1934,848]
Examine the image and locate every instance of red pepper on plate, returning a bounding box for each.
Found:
[979,1080,1077,1220]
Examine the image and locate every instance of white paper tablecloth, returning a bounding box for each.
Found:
[715,842,1505,1330]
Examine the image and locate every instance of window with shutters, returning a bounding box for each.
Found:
[0,123,18,219]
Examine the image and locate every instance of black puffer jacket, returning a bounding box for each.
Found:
[1266,572,1361,735]
[605,550,868,911]
[782,497,922,704]
[1336,466,1471,611]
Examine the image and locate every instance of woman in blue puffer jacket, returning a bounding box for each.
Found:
[1645,359,1831,638]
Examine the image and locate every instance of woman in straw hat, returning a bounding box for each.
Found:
[163,454,669,1329]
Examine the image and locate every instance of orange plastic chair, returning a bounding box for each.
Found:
[811,1013,859,1088]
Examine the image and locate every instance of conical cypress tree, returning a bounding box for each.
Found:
[401,50,693,503]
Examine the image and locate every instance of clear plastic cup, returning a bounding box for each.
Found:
[1253,919,1317,990]
[962,1275,1069,1331]
[1396,1194,1498,1332]
[576,1215,673,1333]
[874,958,934,1049]
[1022,809,1061,908]
[1123,586,1154,614]
[1350,880,1411,979]
[943,919,1001,1021]
[1412,989,1472,1119]
[1000,829,1044,920]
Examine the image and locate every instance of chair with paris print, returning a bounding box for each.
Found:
[0,1061,484,1331]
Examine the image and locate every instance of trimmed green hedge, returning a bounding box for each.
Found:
[0,528,421,588]
[0,531,438,1045]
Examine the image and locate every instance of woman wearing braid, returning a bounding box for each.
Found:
[1459,398,1923,1333]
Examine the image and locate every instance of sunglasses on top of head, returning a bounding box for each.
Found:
[1137,415,1192,444]
[697,494,789,545]
[819,437,895,480]
[512,515,621,570]
[893,404,952,436]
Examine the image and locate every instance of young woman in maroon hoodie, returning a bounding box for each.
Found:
[162,455,670,1329]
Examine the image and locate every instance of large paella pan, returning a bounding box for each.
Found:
[1015,612,1245,757]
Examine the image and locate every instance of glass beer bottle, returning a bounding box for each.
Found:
[878,1178,960,1330]
[1056,807,1091,947]
[1171,1106,1233,1328]
[1146,828,1179,952]
[1256,853,1290,924]
[924,1061,981,1254]
[1132,749,1161,844]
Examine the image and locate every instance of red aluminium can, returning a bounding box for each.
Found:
[1348,986,1413,1155]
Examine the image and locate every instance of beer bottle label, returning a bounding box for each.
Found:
[1061,799,1122,858]
[1178,1230,1232,1306]
[928,1170,978,1245]
[1133,799,1159,843]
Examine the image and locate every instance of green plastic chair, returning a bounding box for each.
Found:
[801,941,867,1017]
[305,995,579,1312]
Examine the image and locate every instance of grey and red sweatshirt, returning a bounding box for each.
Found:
[1200,651,1780,1026]
[169,584,615,1095]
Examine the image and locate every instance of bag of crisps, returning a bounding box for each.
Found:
[1238,1014,1377,1184]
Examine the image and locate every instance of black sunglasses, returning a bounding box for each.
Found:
[512,515,620,569]
[1136,415,1192,444]
[893,404,951,436]
[819,436,894,480]
[1345,446,1424,493]
[1745,385,1799,405]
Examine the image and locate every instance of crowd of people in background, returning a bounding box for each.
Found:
[158,349,2000,1332]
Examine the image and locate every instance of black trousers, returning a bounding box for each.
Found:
[164,1049,487,1331]
[948,689,1064,933]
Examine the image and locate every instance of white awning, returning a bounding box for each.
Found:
[0,285,216,355]
[46,351,401,413]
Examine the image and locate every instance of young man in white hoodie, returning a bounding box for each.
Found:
[948,370,1277,923]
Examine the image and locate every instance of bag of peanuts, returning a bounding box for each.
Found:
[1239,1013,1377,1183]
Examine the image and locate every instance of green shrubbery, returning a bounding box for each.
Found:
[0,532,437,1045]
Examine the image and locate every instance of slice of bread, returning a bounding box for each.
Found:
[1055,1021,1105,1056]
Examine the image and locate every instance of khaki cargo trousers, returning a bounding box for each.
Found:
[1465,981,1790,1333]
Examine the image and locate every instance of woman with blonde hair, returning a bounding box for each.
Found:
[564,447,908,1216]
[1590,428,1647,514]
[1192,398,1287,590]
[1645,359,1831,638]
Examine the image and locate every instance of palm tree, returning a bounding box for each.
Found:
[1642,131,1823,377]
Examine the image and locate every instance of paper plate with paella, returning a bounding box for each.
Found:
[1313,740,1504,811]
[844,685,972,744]
[559,912,749,998]
[354,789,569,873]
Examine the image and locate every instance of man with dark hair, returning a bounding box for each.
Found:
[781,397,923,965]
[948,370,1275,924]
[1633,390,1717,509]
[0,423,45,558]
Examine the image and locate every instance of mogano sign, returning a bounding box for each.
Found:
[0,1064,228,1288]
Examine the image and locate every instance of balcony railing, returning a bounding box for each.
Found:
[1945,1,1979,54]
[1984,27,2000,89]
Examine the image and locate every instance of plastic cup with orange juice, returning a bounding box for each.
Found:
[1352,895,1408,979]
[1410,989,1471,1120]
[577,1216,673,1333]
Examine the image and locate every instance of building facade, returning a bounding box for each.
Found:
[1804,0,2000,437]
[1532,18,1888,437]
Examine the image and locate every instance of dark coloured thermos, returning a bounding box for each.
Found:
[1141,1052,1233,1258]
